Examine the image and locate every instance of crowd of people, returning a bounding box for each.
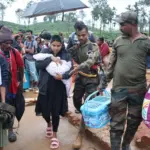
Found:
[0,10,150,150]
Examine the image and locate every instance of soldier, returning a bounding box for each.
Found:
[67,21,96,49]
[68,23,100,149]
[99,11,150,150]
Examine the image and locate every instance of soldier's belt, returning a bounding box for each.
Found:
[78,71,97,78]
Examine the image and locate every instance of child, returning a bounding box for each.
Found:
[35,35,72,149]
[33,53,71,96]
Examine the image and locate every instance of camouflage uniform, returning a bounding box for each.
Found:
[68,40,100,112]
[109,88,146,150]
[106,34,150,149]
[104,11,150,150]
[97,11,150,150]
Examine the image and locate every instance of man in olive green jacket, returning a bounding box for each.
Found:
[68,24,100,149]
[99,11,150,150]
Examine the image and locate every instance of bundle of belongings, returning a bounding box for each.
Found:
[0,103,15,129]
[33,53,72,96]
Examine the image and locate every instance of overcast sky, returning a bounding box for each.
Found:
[4,0,137,24]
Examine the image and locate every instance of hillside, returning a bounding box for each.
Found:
[0,21,119,40]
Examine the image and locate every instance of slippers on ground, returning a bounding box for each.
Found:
[46,127,53,138]
[50,138,59,149]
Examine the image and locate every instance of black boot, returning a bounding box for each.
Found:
[122,144,131,150]
[110,132,122,150]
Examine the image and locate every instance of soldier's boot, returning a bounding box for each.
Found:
[122,114,141,150]
[72,133,83,149]
[72,117,85,149]
[121,129,135,150]
[122,145,131,150]
[110,132,122,150]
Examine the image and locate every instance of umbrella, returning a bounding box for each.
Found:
[9,89,25,122]
[23,0,88,18]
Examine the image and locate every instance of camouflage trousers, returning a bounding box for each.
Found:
[109,88,146,150]
[73,74,99,133]
[73,74,99,112]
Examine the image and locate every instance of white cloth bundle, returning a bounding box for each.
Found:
[33,53,71,96]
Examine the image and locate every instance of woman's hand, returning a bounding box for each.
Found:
[55,73,62,80]
[51,56,62,64]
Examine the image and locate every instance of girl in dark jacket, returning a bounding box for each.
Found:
[35,35,72,149]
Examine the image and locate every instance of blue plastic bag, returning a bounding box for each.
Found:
[23,70,30,90]
[80,90,111,128]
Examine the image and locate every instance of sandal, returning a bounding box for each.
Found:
[46,127,53,138]
[50,138,60,149]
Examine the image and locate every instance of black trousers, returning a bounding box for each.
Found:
[45,115,60,132]
[73,75,99,112]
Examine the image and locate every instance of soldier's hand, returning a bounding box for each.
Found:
[69,66,79,76]
[73,64,79,68]
[97,87,104,96]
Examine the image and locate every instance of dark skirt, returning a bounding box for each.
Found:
[35,75,68,123]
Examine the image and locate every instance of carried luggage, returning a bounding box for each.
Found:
[81,90,111,128]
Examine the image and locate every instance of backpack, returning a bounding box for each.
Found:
[71,32,79,45]
[71,31,95,45]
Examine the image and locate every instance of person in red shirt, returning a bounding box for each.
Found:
[97,37,110,69]
[0,26,24,143]
[97,37,110,59]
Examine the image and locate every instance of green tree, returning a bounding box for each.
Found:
[90,0,107,33]
[138,0,150,34]
[90,0,114,34]
[107,7,116,31]
[125,1,149,33]
[126,5,133,11]
[33,17,37,24]
[133,2,141,17]
[43,16,48,22]
[0,0,15,22]
[47,14,57,22]
[148,11,150,35]
[28,18,30,26]
[0,0,15,5]
[0,3,6,22]
[139,0,150,6]
[26,0,34,9]
[139,8,148,32]
[79,10,86,21]
[15,8,23,25]
[64,12,77,33]
[64,12,76,22]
